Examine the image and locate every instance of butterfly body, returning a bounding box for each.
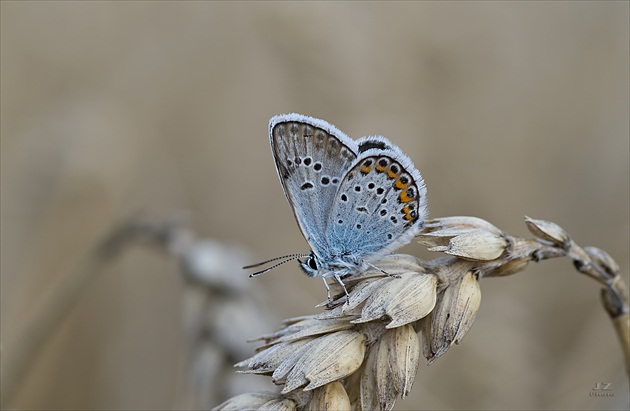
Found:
[264,114,428,292]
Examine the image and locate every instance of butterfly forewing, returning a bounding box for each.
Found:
[326,143,427,262]
[269,114,358,257]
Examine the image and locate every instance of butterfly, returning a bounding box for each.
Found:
[245,114,427,301]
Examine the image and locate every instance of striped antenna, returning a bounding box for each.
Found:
[243,253,309,277]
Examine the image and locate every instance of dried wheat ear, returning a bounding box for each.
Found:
[216,216,628,411]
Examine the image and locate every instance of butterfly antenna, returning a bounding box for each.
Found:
[244,254,310,277]
[243,253,308,269]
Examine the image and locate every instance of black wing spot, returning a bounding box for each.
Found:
[359,140,387,152]
[303,157,312,166]
[301,182,314,190]
[314,162,322,171]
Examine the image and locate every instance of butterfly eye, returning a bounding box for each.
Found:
[307,257,318,270]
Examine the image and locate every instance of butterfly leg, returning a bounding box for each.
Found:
[333,273,351,303]
[322,277,332,302]
[366,261,400,279]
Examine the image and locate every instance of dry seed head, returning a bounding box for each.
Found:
[235,338,313,375]
[261,398,298,411]
[383,324,421,398]
[419,217,507,261]
[368,253,427,272]
[322,254,429,302]
[584,246,620,277]
[432,230,507,261]
[306,382,351,411]
[361,330,395,411]
[213,391,296,411]
[484,257,530,277]
[423,216,503,235]
[316,255,437,330]
[279,330,365,393]
[359,324,420,410]
[525,216,570,247]
[351,272,437,328]
[272,339,320,385]
[234,254,436,407]
[219,214,626,409]
[255,317,354,345]
[451,272,482,343]
[422,271,481,363]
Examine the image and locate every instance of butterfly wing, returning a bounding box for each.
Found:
[326,136,427,262]
[269,114,359,257]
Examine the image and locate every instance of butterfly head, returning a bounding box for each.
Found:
[298,251,320,278]
[298,250,366,280]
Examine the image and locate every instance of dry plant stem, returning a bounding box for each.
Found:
[483,219,629,374]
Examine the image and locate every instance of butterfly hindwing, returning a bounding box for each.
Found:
[326,137,427,263]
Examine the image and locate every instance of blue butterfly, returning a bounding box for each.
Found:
[246,114,427,301]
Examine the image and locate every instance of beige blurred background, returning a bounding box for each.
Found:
[1,1,628,410]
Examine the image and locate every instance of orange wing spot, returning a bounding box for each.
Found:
[395,179,409,190]
[360,164,372,174]
[399,190,415,203]
[402,206,417,221]
[375,161,387,172]
[387,163,402,179]
[400,206,418,221]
